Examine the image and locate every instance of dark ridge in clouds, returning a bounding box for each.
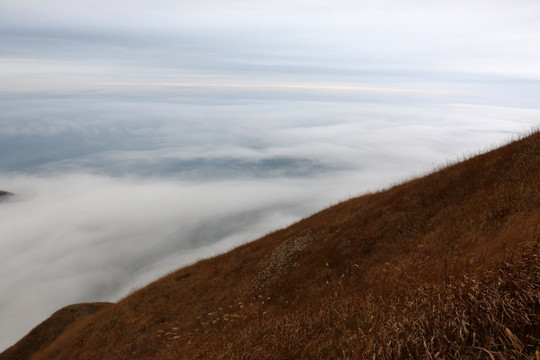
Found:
[49,155,339,179]
[1,0,540,353]
[0,191,14,200]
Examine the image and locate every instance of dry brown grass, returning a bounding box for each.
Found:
[366,245,539,359]
[0,303,111,360]
[3,130,539,360]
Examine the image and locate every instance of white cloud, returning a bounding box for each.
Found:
[1,0,540,84]
[0,174,332,351]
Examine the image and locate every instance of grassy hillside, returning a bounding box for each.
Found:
[0,303,111,360]
[3,130,539,359]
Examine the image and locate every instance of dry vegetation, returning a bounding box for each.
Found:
[0,303,111,360]
[2,130,539,360]
[367,246,539,359]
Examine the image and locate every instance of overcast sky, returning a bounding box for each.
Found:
[1,0,540,352]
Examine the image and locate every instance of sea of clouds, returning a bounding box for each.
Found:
[1,91,537,350]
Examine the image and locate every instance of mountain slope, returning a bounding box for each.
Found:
[0,303,111,360]
[4,130,540,359]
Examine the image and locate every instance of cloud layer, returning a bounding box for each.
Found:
[1,100,537,350]
[2,0,540,86]
[0,168,400,351]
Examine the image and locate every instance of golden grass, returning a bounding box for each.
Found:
[0,303,111,360]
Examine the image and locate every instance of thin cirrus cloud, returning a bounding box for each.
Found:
[1,0,540,353]
[1,0,540,84]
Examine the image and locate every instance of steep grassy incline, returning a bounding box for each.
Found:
[4,131,540,359]
[0,303,111,360]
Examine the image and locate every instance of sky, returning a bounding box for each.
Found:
[1,0,540,352]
